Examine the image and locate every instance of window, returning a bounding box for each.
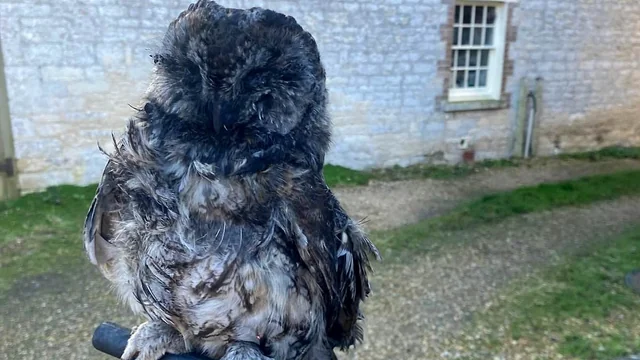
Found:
[449,2,507,103]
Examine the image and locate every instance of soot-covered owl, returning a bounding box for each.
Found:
[83,1,379,360]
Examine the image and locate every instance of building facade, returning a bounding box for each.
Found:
[0,0,639,192]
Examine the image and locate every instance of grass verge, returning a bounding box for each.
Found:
[0,185,97,293]
[454,228,640,360]
[374,170,640,253]
[325,146,640,187]
[560,146,640,161]
[323,158,519,187]
[323,164,373,187]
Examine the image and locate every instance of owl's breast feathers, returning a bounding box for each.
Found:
[83,116,378,357]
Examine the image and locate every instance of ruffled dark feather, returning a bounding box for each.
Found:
[83,2,379,359]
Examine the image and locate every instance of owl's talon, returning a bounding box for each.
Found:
[121,321,187,360]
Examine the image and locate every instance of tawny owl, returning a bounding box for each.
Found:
[83,1,379,360]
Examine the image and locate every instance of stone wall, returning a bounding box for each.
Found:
[509,0,640,155]
[0,0,639,192]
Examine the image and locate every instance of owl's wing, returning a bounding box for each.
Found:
[83,159,122,266]
[326,193,380,349]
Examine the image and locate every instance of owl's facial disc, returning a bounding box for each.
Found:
[150,3,325,137]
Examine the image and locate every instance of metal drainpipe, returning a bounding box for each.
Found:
[523,90,537,159]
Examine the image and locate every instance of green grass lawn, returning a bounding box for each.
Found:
[323,164,373,187]
[375,170,640,253]
[325,146,640,187]
[0,185,97,294]
[560,146,640,161]
[323,158,518,187]
[460,228,640,360]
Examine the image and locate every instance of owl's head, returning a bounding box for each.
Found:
[147,1,328,139]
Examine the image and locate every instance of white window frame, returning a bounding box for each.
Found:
[448,0,509,103]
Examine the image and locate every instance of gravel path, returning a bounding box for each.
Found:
[348,197,640,360]
[2,159,640,360]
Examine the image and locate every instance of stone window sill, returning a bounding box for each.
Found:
[441,99,508,113]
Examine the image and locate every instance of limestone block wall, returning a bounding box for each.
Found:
[509,0,640,155]
[0,0,638,192]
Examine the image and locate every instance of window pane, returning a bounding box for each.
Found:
[468,70,477,87]
[480,50,489,66]
[455,5,461,24]
[457,50,467,67]
[474,6,484,24]
[485,27,494,45]
[461,27,471,45]
[473,27,482,45]
[463,6,472,24]
[453,27,459,45]
[451,50,455,67]
[487,6,496,24]
[469,50,478,67]
[479,70,487,87]
[456,70,465,88]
